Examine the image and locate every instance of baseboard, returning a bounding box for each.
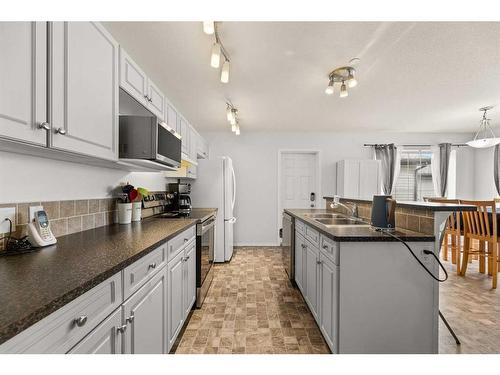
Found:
[234,242,280,247]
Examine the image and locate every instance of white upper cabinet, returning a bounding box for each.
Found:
[119,47,165,121]
[51,22,118,161]
[166,101,179,133]
[197,135,209,159]
[179,116,189,156]
[0,22,47,146]
[147,80,165,121]
[119,48,148,108]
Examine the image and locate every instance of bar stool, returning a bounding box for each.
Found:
[459,200,498,289]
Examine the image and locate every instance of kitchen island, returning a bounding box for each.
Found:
[285,199,475,354]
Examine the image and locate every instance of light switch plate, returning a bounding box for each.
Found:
[29,205,44,222]
[0,207,16,235]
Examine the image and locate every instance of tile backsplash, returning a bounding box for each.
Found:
[0,198,117,251]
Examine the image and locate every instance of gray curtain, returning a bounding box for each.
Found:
[439,143,452,197]
[494,144,500,195]
[374,144,398,195]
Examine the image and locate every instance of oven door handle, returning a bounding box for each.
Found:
[201,218,216,233]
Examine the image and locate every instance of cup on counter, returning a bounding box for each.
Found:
[131,201,142,222]
[117,202,132,224]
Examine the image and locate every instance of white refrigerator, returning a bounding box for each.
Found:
[191,156,236,262]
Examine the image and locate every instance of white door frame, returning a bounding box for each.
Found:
[277,149,321,245]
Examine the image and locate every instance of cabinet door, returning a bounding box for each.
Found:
[166,102,178,132]
[319,255,339,353]
[337,160,360,198]
[359,160,381,199]
[147,79,165,121]
[119,47,148,107]
[68,308,122,354]
[294,233,304,292]
[179,117,189,155]
[0,22,47,145]
[189,125,198,161]
[123,268,168,354]
[167,250,185,350]
[183,242,196,317]
[305,242,320,321]
[51,22,118,160]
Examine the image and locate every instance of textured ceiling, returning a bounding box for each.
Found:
[103,21,500,133]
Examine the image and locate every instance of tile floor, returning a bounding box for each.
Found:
[173,246,500,354]
[173,247,330,354]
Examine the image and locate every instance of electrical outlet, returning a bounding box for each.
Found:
[29,205,44,222]
[0,207,16,235]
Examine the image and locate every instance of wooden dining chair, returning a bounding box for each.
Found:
[425,197,462,274]
[459,200,498,289]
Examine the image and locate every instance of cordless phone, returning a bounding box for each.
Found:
[27,210,57,247]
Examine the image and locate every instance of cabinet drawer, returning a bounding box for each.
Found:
[0,273,122,354]
[305,224,320,247]
[168,226,196,260]
[320,235,339,265]
[123,244,166,299]
[295,219,305,236]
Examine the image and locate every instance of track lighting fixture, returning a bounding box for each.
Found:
[221,59,230,83]
[203,22,231,83]
[325,62,359,98]
[226,102,241,135]
[203,21,215,35]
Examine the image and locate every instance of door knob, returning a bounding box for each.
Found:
[74,315,88,327]
[55,127,67,135]
[116,324,127,334]
[126,315,135,324]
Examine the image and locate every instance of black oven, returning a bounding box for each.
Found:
[196,215,215,308]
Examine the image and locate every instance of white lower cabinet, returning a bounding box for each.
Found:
[123,267,168,354]
[319,254,339,353]
[294,219,339,354]
[304,240,320,321]
[167,238,196,351]
[167,249,185,349]
[294,232,305,293]
[69,309,122,354]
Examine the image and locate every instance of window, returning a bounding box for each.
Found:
[393,147,435,201]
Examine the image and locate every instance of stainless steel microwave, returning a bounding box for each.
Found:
[119,116,182,168]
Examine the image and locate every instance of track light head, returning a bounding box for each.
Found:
[340,81,348,98]
[221,60,230,83]
[203,21,215,35]
[210,43,221,68]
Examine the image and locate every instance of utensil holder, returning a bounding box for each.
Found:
[117,202,132,224]
[131,201,142,222]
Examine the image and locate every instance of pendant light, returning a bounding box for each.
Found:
[203,21,215,35]
[226,106,233,122]
[339,81,348,98]
[226,101,241,135]
[231,123,237,132]
[220,59,230,83]
[210,43,221,68]
[347,69,357,88]
[466,106,500,148]
[235,124,240,135]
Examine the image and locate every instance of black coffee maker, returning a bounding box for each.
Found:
[167,182,192,215]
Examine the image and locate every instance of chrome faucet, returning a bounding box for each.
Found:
[329,195,358,218]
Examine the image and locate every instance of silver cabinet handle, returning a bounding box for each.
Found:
[116,324,127,334]
[185,255,190,260]
[37,122,50,131]
[126,315,135,324]
[148,262,157,270]
[184,238,188,242]
[322,245,329,249]
[74,315,87,327]
[316,260,322,265]
[55,127,67,135]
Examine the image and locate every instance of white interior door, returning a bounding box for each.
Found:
[280,152,318,209]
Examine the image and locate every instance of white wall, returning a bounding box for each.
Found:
[198,131,476,246]
[473,147,498,199]
[0,151,169,203]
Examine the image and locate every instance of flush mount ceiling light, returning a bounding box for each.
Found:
[466,106,500,148]
[203,22,231,83]
[325,59,359,98]
[226,101,241,135]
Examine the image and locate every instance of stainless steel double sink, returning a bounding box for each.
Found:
[303,212,369,227]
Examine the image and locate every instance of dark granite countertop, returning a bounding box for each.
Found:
[0,209,218,346]
[285,209,435,242]
[160,208,217,222]
[323,196,477,212]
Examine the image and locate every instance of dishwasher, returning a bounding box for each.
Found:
[281,212,295,281]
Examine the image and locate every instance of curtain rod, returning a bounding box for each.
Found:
[363,143,468,147]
